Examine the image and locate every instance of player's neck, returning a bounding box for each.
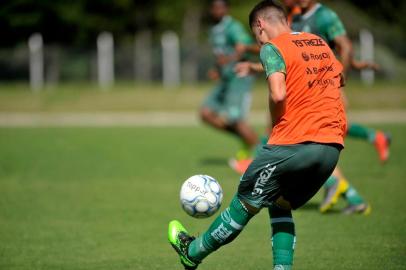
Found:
[270,24,291,40]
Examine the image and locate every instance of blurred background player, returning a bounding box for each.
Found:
[233,0,389,214]
[290,0,379,214]
[200,0,260,160]
[283,0,302,24]
[292,0,391,164]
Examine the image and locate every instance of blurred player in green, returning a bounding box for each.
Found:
[201,0,259,159]
[290,0,385,214]
[292,0,390,164]
[233,0,389,214]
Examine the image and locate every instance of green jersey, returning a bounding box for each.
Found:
[291,4,346,48]
[209,15,254,78]
[259,43,286,78]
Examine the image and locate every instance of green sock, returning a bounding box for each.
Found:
[324,175,337,188]
[269,204,295,269]
[344,185,365,205]
[347,123,375,142]
[188,194,254,262]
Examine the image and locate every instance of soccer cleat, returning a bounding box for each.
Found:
[374,131,391,164]
[319,178,349,213]
[342,203,371,215]
[228,158,253,175]
[168,220,200,270]
[235,148,251,161]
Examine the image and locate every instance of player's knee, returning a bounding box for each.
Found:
[275,196,293,210]
[200,107,212,122]
[240,199,261,215]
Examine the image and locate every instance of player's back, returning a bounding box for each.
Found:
[267,32,347,146]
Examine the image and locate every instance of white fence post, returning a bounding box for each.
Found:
[97,32,114,90]
[360,29,375,86]
[181,7,201,83]
[28,33,44,91]
[161,31,180,89]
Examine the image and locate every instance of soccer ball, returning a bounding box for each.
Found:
[180,175,223,218]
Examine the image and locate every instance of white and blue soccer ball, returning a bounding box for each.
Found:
[180,175,223,218]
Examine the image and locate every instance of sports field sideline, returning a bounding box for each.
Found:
[0,109,405,127]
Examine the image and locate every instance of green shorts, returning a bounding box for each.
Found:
[238,143,341,209]
[202,75,254,123]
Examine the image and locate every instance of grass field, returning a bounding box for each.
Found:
[0,80,405,112]
[0,124,405,270]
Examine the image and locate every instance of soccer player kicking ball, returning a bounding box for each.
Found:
[169,1,347,270]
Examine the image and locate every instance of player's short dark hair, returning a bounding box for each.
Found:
[249,0,287,28]
[211,0,229,6]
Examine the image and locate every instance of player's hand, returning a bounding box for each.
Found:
[234,62,252,77]
[235,44,247,55]
[216,55,229,66]
[207,69,220,81]
[367,62,380,71]
[351,59,380,71]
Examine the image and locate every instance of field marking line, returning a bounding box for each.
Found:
[0,110,405,127]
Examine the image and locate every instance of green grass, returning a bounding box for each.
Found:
[0,80,405,112]
[0,125,405,269]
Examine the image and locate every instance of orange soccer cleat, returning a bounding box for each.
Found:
[374,131,391,164]
[229,158,253,175]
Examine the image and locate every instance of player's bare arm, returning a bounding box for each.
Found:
[235,43,261,54]
[333,35,352,75]
[234,61,264,77]
[351,59,380,71]
[216,43,260,66]
[267,72,286,127]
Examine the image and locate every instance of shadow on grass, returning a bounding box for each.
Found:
[299,202,341,214]
[199,157,229,167]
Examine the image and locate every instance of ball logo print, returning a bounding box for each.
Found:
[180,175,223,218]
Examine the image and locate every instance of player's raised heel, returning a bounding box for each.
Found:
[168,220,200,270]
[342,203,371,215]
[374,131,391,164]
[319,178,349,213]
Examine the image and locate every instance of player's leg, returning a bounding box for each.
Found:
[188,194,256,260]
[200,82,233,132]
[320,167,371,215]
[319,167,349,213]
[268,204,295,270]
[168,194,256,269]
[338,166,371,214]
[184,148,279,264]
[263,143,340,270]
[225,76,258,155]
[347,122,391,163]
[168,144,282,269]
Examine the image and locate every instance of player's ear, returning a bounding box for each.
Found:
[256,18,263,29]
